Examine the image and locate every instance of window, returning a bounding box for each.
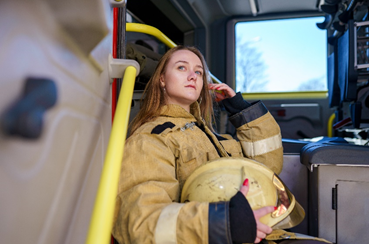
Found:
[235,16,327,93]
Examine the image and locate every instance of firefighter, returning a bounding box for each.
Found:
[112,45,284,243]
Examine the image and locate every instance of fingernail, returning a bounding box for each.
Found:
[274,206,278,211]
[243,178,249,186]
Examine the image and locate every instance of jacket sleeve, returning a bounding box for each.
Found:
[228,100,284,174]
[112,132,238,244]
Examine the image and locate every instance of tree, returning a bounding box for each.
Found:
[297,76,326,91]
[236,37,269,92]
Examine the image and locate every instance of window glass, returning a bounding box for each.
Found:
[235,17,327,93]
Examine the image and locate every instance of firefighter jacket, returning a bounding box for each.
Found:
[112,99,283,244]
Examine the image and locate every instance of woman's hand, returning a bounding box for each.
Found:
[240,179,274,243]
[208,83,236,102]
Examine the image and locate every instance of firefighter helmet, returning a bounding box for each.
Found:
[181,157,305,229]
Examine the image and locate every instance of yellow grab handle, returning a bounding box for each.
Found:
[126,23,176,48]
[126,23,221,84]
[86,66,137,244]
[327,113,336,137]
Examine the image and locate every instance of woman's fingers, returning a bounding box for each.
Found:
[255,220,272,236]
[255,229,267,242]
[239,178,249,197]
[214,91,226,102]
[253,206,274,243]
[254,237,262,243]
[208,83,236,100]
[254,206,276,220]
[239,179,275,243]
[254,221,272,243]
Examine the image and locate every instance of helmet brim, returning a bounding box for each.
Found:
[272,193,305,229]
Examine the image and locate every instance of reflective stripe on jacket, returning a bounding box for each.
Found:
[112,101,283,244]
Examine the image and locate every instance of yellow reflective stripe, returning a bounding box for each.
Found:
[242,133,282,157]
[155,203,185,244]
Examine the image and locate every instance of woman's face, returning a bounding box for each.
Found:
[160,50,204,112]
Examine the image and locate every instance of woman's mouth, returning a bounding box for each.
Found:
[186,85,196,89]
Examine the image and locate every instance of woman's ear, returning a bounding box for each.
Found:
[160,75,165,88]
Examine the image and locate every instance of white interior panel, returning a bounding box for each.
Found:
[0,1,112,243]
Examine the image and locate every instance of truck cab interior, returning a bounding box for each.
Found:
[125,2,369,242]
[1,0,369,243]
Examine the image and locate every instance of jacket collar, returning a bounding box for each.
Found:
[159,102,202,122]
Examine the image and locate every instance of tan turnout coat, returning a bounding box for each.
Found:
[112,101,283,244]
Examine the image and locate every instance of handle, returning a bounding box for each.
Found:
[1,77,57,139]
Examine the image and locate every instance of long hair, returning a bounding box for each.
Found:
[129,46,214,135]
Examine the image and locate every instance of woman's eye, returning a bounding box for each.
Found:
[178,66,185,70]
[195,71,202,75]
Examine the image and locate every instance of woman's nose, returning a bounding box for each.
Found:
[188,70,197,81]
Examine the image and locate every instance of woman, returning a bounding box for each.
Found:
[112,46,284,244]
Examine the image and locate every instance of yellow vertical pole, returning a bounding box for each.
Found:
[327,113,336,137]
[86,66,137,244]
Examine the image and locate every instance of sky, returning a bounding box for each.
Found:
[235,16,327,92]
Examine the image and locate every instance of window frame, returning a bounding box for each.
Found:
[226,12,329,99]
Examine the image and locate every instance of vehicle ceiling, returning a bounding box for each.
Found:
[127,0,325,44]
[169,0,322,27]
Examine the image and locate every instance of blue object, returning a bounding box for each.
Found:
[1,77,57,139]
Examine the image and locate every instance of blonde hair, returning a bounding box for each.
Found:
[129,46,214,135]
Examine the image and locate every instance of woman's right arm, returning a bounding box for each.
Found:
[112,133,203,243]
[112,132,264,244]
[112,133,236,244]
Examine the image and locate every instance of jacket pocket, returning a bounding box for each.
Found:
[175,148,207,191]
[219,139,243,157]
